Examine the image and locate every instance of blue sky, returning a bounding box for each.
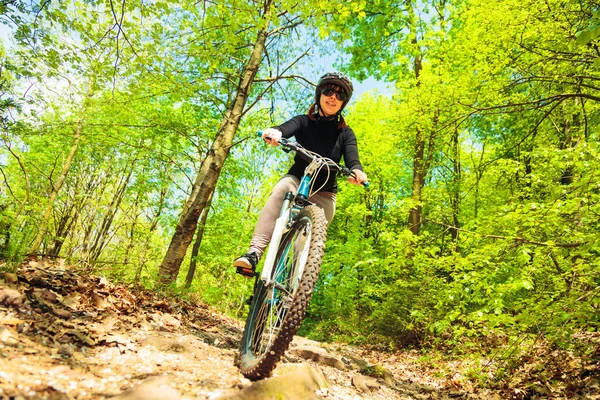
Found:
[353,76,393,98]
[1,22,392,101]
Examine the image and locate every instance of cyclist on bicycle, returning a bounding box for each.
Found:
[234,71,369,277]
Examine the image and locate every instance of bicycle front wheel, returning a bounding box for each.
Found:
[239,205,327,380]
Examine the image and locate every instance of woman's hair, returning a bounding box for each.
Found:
[307,104,348,129]
[307,83,348,130]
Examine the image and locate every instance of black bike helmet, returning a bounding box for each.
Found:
[315,71,354,109]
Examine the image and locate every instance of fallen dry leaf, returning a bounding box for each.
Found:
[0,316,25,328]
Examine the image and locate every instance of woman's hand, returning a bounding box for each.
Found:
[262,128,282,146]
[348,169,368,185]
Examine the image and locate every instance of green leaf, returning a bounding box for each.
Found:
[576,29,592,45]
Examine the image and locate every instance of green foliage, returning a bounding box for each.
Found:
[576,9,600,45]
[575,8,600,68]
[300,1,600,371]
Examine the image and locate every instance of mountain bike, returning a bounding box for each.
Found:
[237,133,368,380]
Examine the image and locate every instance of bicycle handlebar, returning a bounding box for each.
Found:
[258,131,370,188]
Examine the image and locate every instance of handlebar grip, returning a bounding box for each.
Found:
[258,131,288,146]
[343,166,370,188]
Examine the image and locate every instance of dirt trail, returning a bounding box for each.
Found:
[0,260,597,399]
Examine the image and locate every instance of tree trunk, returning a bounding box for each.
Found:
[2,135,30,219]
[185,190,214,288]
[87,159,135,266]
[48,205,78,258]
[408,116,438,236]
[559,104,580,185]
[157,1,273,285]
[406,0,426,236]
[408,126,425,235]
[450,126,461,249]
[30,117,84,254]
[134,184,167,284]
[123,191,142,268]
[79,171,111,258]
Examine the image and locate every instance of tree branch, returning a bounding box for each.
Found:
[241,48,311,117]
[424,218,585,248]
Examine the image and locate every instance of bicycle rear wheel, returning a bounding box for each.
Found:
[239,205,327,380]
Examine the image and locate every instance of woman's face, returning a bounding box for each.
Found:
[318,85,345,117]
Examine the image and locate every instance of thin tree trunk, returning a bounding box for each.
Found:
[2,135,30,218]
[157,1,273,285]
[185,190,214,288]
[406,0,445,237]
[87,159,135,265]
[30,118,84,253]
[134,184,167,284]
[559,103,579,185]
[79,172,111,257]
[406,0,425,236]
[450,126,461,249]
[123,192,142,268]
[407,116,438,236]
[408,125,425,235]
[49,205,79,258]
[472,141,486,223]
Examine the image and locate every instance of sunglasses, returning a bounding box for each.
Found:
[321,88,348,102]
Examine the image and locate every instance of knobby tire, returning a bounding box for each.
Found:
[238,205,327,380]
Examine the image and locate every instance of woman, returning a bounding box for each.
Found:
[234,71,368,277]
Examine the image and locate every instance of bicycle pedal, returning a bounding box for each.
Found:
[236,266,257,278]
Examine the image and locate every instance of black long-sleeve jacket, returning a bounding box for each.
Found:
[274,114,364,194]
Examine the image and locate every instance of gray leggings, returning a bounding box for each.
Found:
[249,175,336,258]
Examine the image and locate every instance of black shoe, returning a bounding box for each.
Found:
[234,252,259,278]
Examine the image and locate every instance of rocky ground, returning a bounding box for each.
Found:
[0,260,598,399]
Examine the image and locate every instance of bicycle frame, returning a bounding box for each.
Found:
[259,157,323,286]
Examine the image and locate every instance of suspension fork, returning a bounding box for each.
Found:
[260,161,319,285]
[260,192,295,285]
